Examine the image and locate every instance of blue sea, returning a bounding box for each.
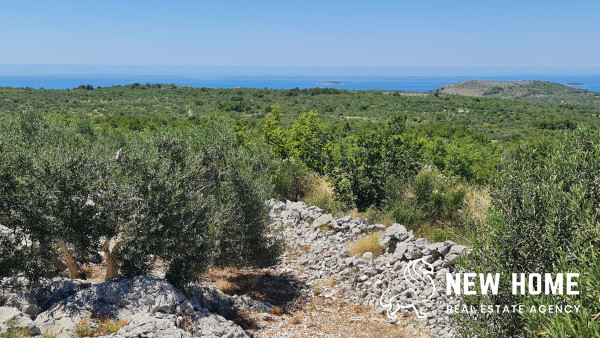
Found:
[1,66,600,92]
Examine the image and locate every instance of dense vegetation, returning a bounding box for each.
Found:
[0,110,280,288]
[1,83,599,336]
[1,83,597,141]
[456,129,600,337]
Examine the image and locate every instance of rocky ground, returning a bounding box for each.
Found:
[0,200,468,337]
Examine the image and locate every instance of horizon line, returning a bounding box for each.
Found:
[2,64,600,69]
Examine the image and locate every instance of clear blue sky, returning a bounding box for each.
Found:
[1,0,598,67]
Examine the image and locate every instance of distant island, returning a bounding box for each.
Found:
[317,81,344,86]
[430,80,600,110]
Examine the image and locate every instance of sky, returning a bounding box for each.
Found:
[1,0,599,68]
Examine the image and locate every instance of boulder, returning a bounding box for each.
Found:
[394,242,408,258]
[449,244,468,256]
[442,254,460,268]
[107,313,191,338]
[4,291,40,318]
[33,276,247,338]
[404,243,424,260]
[332,220,350,232]
[383,223,409,242]
[440,240,457,256]
[311,214,333,231]
[41,278,92,311]
[233,295,274,313]
[187,285,234,319]
[0,306,41,335]
[425,242,446,257]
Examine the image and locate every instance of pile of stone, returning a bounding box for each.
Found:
[0,276,251,338]
[268,199,470,337]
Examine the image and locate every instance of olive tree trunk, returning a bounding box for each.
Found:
[55,238,79,279]
[102,236,123,280]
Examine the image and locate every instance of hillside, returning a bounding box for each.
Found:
[432,80,600,110]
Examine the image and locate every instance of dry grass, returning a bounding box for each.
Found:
[81,264,107,283]
[270,306,285,315]
[347,233,385,258]
[75,317,128,337]
[353,304,370,314]
[317,278,337,288]
[216,279,238,295]
[203,267,302,310]
[215,274,259,295]
[304,178,338,212]
[349,208,359,219]
[299,245,311,253]
[465,185,491,222]
[381,217,394,228]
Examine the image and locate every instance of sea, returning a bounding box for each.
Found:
[1,66,600,92]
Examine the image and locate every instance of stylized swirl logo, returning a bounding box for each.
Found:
[379,258,436,319]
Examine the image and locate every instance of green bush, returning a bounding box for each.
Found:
[456,128,600,337]
[433,229,455,242]
[0,113,281,288]
[328,116,421,210]
[413,167,466,222]
[270,158,315,202]
[387,166,466,227]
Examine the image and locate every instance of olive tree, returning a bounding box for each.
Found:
[114,128,281,287]
[456,129,600,337]
[1,113,281,288]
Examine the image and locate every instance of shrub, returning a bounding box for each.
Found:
[0,114,281,289]
[413,166,466,222]
[386,167,466,234]
[456,129,600,337]
[290,110,330,173]
[270,158,315,202]
[328,116,421,210]
[262,103,294,159]
[115,127,281,288]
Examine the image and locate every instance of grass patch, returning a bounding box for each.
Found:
[465,185,491,223]
[347,233,384,258]
[0,319,32,338]
[270,306,284,315]
[304,178,339,213]
[317,278,337,288]
[75,317,128,338]
[319,224,333,232]
[216,274,259,295]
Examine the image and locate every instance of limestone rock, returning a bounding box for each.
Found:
[0,306,41,335]
[311,214,333,231]
[4,291,40,318]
